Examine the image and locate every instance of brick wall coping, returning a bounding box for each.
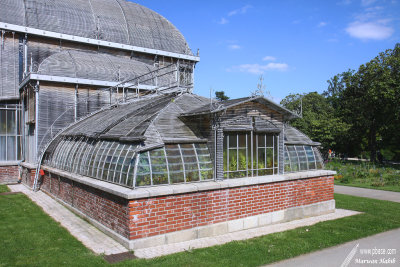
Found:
[42,165,336,200]
[0,161,21,166]
[20,162,36,169]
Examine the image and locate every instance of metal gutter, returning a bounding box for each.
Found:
[19,73,157,90]
[0,22,200,62]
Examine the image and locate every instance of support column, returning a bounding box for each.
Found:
[216,127,224,180]
[34,81,39,161]
[279,125,285,174]
[74,84,78,121]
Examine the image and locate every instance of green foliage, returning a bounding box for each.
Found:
[326,159,400,192]
[282,43,400,161]
[215,91,230,101]
[281,92,350,155]
[324,43,400,161]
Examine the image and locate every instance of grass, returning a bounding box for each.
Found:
[326,159,400,192]
[1,193,400,266]
[0,184,10,193]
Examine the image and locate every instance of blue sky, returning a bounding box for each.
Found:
[135,0,400,101]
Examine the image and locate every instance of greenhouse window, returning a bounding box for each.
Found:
[284,145,324,173]
[223,132,278,179]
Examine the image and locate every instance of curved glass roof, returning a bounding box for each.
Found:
[43,136,213,188]
[0,0,192,55]
[38,50,162,82]
[284,145,324,173]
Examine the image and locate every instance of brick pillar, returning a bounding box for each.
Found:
[216,128,224,180]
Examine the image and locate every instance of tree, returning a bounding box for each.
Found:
[215,91,229,101]
[324,43,400,161]
[281,92,350,155]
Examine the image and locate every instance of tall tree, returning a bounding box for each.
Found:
[281,92,349,155]
[324,43,400,161]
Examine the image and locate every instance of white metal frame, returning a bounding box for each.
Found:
[0,22,200,62]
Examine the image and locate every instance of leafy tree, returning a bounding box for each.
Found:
[281,92,350,155]
[215,91,229,101]
[324,43,400,161]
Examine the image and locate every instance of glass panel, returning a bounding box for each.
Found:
[258,134,265,147]
[284,146,291,173]
[113,145,128,183]
[257,148,266,170]
[266,135,273,147]
[6,137,15,161]
[313,147,324,169]
[223,135,228,173]
[228,149,237,171]
[17,109,21,135]
[238,134,246,148]
[305,146,316,170]
[17,136,22,160]
[121,148,134,185]
[238,148,247,170]
[86,141,101,176]
[6,110,16,134]
[229,134,237,148]
[296,146,308,171]
[0,110,6,134]
[195,144,213,180]
[91,141,107,178]
[181,144,199,182]
[266,148,273,168]
[135,152,151,186]
[150,148,168,185]
[102,143,118,181]
[0,136,6,160]
[165,145,184,183]
[287,146,299,172]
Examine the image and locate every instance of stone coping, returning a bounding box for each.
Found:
[0,161,21,167]
[20,162,36,169]
[41,165,336,200]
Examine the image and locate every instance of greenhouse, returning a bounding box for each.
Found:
[42,92,325,189]
[0,0,335,251]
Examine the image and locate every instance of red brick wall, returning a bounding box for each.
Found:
[128,176,334,239]
[41,171,333,241]
[21,166,36,188]
[0,165,19,184]
[41,172,130,239]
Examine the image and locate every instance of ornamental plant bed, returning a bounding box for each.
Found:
[326,159,400,192]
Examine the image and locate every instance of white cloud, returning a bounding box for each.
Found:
[228,44,241,50]
[262,56,276,61]
[361,0,377,6]
[218,17,229,25]
[346,21,394,40]
[228,5,252,16]
[230,63,289,74]
[337,0,352,5]
[318,21,327,27]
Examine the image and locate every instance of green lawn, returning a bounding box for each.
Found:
[326,159,400,192]
[0,184,10,193]
[1,193,400,267]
